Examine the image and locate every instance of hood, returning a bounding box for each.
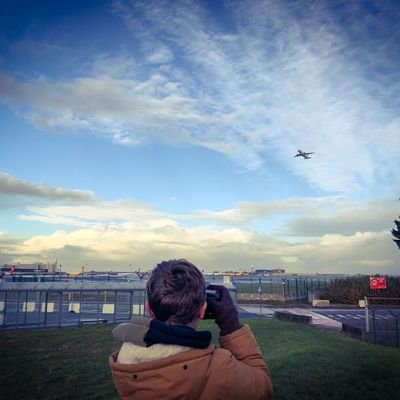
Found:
[117,342,191,364]
[112,316,150,347]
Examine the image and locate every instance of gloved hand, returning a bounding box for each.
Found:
[204,284,242,336]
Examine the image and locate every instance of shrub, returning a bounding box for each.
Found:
[324,275,400,304]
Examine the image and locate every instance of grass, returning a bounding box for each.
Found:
[1,319,399,400]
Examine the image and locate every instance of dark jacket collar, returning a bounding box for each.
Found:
[144,319,212,349]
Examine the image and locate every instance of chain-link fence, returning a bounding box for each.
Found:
[231,276,331,302]
[364,297,400,347]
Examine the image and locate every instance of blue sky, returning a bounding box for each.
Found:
[0,0,399,274]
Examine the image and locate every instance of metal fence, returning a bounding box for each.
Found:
[232,276,331,302]
[0,281,237,331]
[364,297,400,347]
[0,275,330,331]
[0,284,147,331]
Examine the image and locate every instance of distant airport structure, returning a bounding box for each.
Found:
[253,269,286,275]
[1,260,58,275]
[1,264,286,276]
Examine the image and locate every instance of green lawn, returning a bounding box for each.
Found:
[0,319,399,400]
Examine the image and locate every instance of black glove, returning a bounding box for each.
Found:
[204,284,242,336]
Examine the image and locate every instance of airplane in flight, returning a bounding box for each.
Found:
[294,149,314,159]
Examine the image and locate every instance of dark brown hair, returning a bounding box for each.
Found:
[146,259,206,325]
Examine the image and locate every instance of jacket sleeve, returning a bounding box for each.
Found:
[218,324,273,400]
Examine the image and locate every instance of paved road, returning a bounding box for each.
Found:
[312,308,367,329]
[239,305,400,332]
[239,305,342,330]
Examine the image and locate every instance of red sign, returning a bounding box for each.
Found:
[370,277,387,289]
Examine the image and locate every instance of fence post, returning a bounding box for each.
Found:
[2,290,8,326]
[372,309,377,344]
[58,292,63,328]
[44,291,49,327]
[78,288,83,326]
[16,291,21,329]
[37,290,42,326]
[24,291,28,325]
[129,290,133,319]
[113,290,117,323]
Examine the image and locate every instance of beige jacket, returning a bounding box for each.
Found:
[109,321,273,400]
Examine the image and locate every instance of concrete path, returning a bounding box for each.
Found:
[238,305,342,331]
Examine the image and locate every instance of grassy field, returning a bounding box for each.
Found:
[1,319,399,400]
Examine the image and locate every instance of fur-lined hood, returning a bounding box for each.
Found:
[117,341,191,364]
[113,317,207,364]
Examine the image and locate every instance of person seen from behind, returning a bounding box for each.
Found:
[109,259,273,399]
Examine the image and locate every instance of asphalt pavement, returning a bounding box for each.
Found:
[239,305,347,331]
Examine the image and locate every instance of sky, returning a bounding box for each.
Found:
[0,0,399,274]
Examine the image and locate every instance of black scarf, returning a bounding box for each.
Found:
[144,319,212,349]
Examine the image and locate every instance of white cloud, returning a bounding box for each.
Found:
[4,220,398,275]
[3,191,398,274]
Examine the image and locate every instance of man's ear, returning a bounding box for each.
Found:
[199,302,207,319]
[145,300,155,318]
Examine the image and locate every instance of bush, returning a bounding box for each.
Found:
[324,275,400,304]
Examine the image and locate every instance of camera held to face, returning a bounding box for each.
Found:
[206,288,221,301]
[204,286,221,319]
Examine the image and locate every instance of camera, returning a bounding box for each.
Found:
[204,284,221,319]
[206,288,221,301]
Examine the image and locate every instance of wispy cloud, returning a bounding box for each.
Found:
[181,196,399,238]
[18,199,170,227]
[0,172,95,201]
[0,0,399,193]
[279,198,399,237]
[184,196,341,225]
